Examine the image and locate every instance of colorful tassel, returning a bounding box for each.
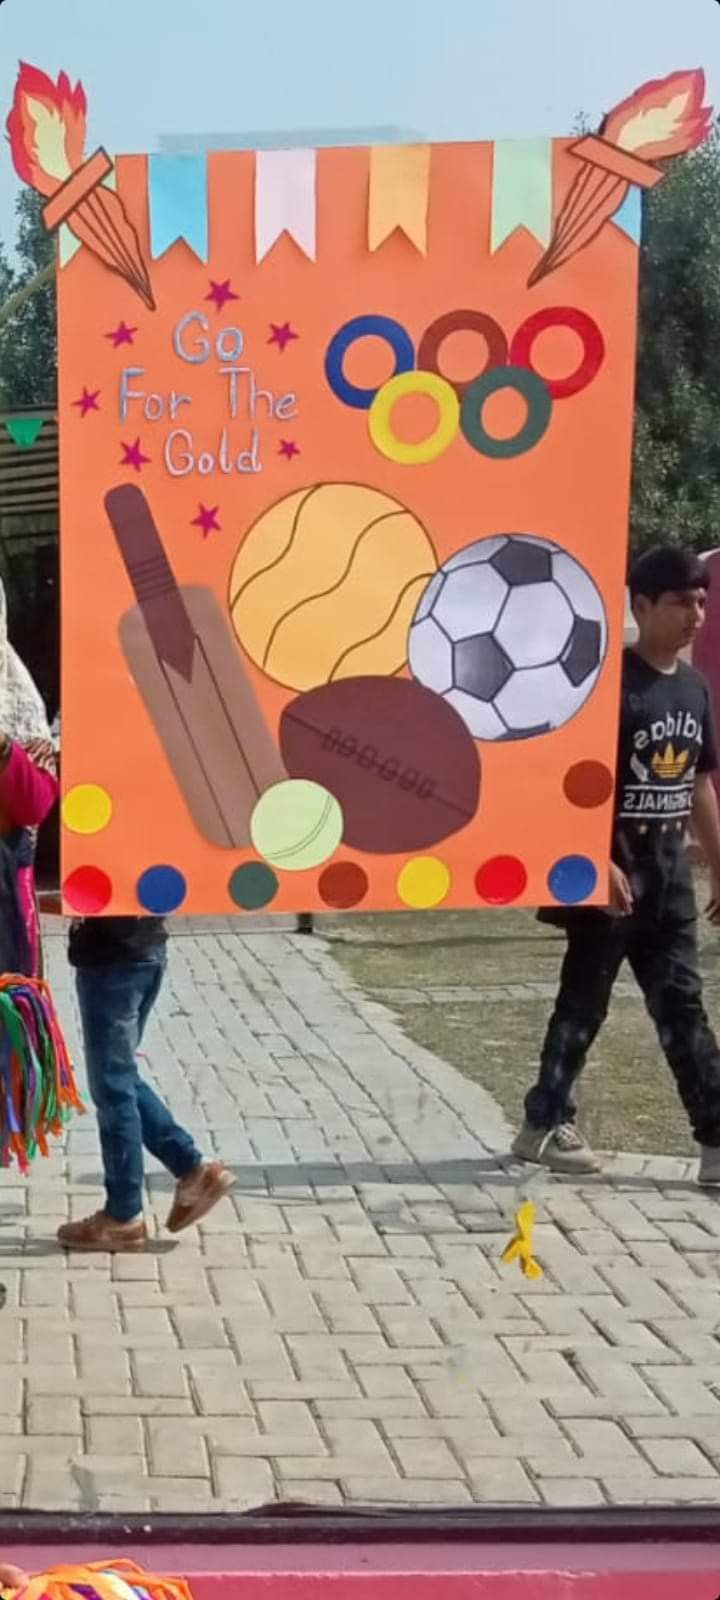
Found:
[1,1560,195,1600]
[0,974,83,1171]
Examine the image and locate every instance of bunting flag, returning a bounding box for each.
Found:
[612,185,642,244]
[368,145,430,254]
[255,149,317,263]
[5,416,44,449]
[491,138,553,252]
[148,154,208,262]
[59,168,116,268]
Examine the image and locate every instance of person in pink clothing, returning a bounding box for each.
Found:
[0,582,57,977]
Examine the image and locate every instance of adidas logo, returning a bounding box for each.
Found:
[651,743,689,780]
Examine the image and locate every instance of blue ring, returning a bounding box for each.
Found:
[547,854,598,906]
[324,315,415,410]
[137,864,187,915]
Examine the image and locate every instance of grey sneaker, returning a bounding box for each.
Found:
[698,1146,720,1186]
[511,1120,602,1175]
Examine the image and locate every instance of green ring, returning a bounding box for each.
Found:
[460,365,552,460]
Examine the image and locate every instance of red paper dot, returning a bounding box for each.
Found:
[475,855,528,905]
[564,760,613,808]
[63,865,113,913]
[318,861,369,909]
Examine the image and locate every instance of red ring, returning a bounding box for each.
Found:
[510,307,605,400]
[418,311,508,398]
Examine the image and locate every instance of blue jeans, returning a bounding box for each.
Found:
[76,955,201,1222]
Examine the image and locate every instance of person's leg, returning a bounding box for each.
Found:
[523,916,626,1131]
[628,914,720,1161]
[76,962,152,1221]
[130,953,202,1181]
[131,951,235,1233]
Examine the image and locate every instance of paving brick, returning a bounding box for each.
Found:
[86,1416,145,1456]
[212,1457,276,1506]
[133,1356,189,1399]
[27,1396,81,1436]
[467,1461,540,1503]
[315,1397,427,1420]
[539,1477,606,1506]
[281,1479,344,1505]
[641,1368,720,1415]
[342,1477,473,1504]
[147,1419,210,1477]
[602,1475,720,1504]
[639,1437,717,1476]
[191,1369,253,1416]
[391,1438,464,1478]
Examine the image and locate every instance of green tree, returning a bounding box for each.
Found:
[0,189,56,408]
[631,124,720,552]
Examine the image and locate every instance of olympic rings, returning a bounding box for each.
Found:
[369,371,460,465]
[325,305,605,463]
[324,314,415,410]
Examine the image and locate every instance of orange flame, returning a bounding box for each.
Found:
[602,68,712,162]
[6,62,87,197]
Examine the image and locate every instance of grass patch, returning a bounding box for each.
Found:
[323,901,720,1156]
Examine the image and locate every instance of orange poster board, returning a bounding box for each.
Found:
[8,66,711,918]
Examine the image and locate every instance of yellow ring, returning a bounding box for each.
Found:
[369,371,460,465]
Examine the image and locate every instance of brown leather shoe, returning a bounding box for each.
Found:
[166,1161,235,1234]
[57,1210,147,1253]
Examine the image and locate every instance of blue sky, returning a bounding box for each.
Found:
[0,0,719,245]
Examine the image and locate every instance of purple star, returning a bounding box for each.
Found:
[72,387,100,417]
[278,439,300,460]
[191,504,221,538]
[268,321,299,352]
[120,437,151,472]
[206,279,240,312]
[106,321,137,348]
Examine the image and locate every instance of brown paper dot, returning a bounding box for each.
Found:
[563,760,613,809]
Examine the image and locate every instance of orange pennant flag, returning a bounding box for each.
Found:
[368,145,430,254]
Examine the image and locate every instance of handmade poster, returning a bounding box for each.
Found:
[7,65,712,916]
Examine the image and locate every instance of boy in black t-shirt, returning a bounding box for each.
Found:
[512,546,720,1183]
[58,917,233,1252]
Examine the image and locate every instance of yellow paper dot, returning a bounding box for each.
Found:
[62,783,113,835]
[397,855,451,909]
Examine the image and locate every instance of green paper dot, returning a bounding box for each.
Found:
[228,861,279,911]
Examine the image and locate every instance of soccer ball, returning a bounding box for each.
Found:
[408,534,607,741]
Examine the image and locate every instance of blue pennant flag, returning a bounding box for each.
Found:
[148,154,208,262]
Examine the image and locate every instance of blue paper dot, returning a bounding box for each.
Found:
[137,864,187,914]
[548,854,598,905]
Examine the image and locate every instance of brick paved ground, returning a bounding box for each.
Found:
[3,924,720,1513]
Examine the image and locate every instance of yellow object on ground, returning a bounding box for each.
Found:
[501,1199,543,1279]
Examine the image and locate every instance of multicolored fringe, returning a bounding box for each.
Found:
[2,1561,195,1600]
[0,973,83,1171]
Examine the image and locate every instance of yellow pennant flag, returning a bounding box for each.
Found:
[369,145,430,254]
[501,1200,543,1280]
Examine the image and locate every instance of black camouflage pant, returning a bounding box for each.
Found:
[525,865,720,1147]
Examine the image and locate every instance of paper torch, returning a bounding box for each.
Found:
[7,63,154,310]
[529,69,713,287]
